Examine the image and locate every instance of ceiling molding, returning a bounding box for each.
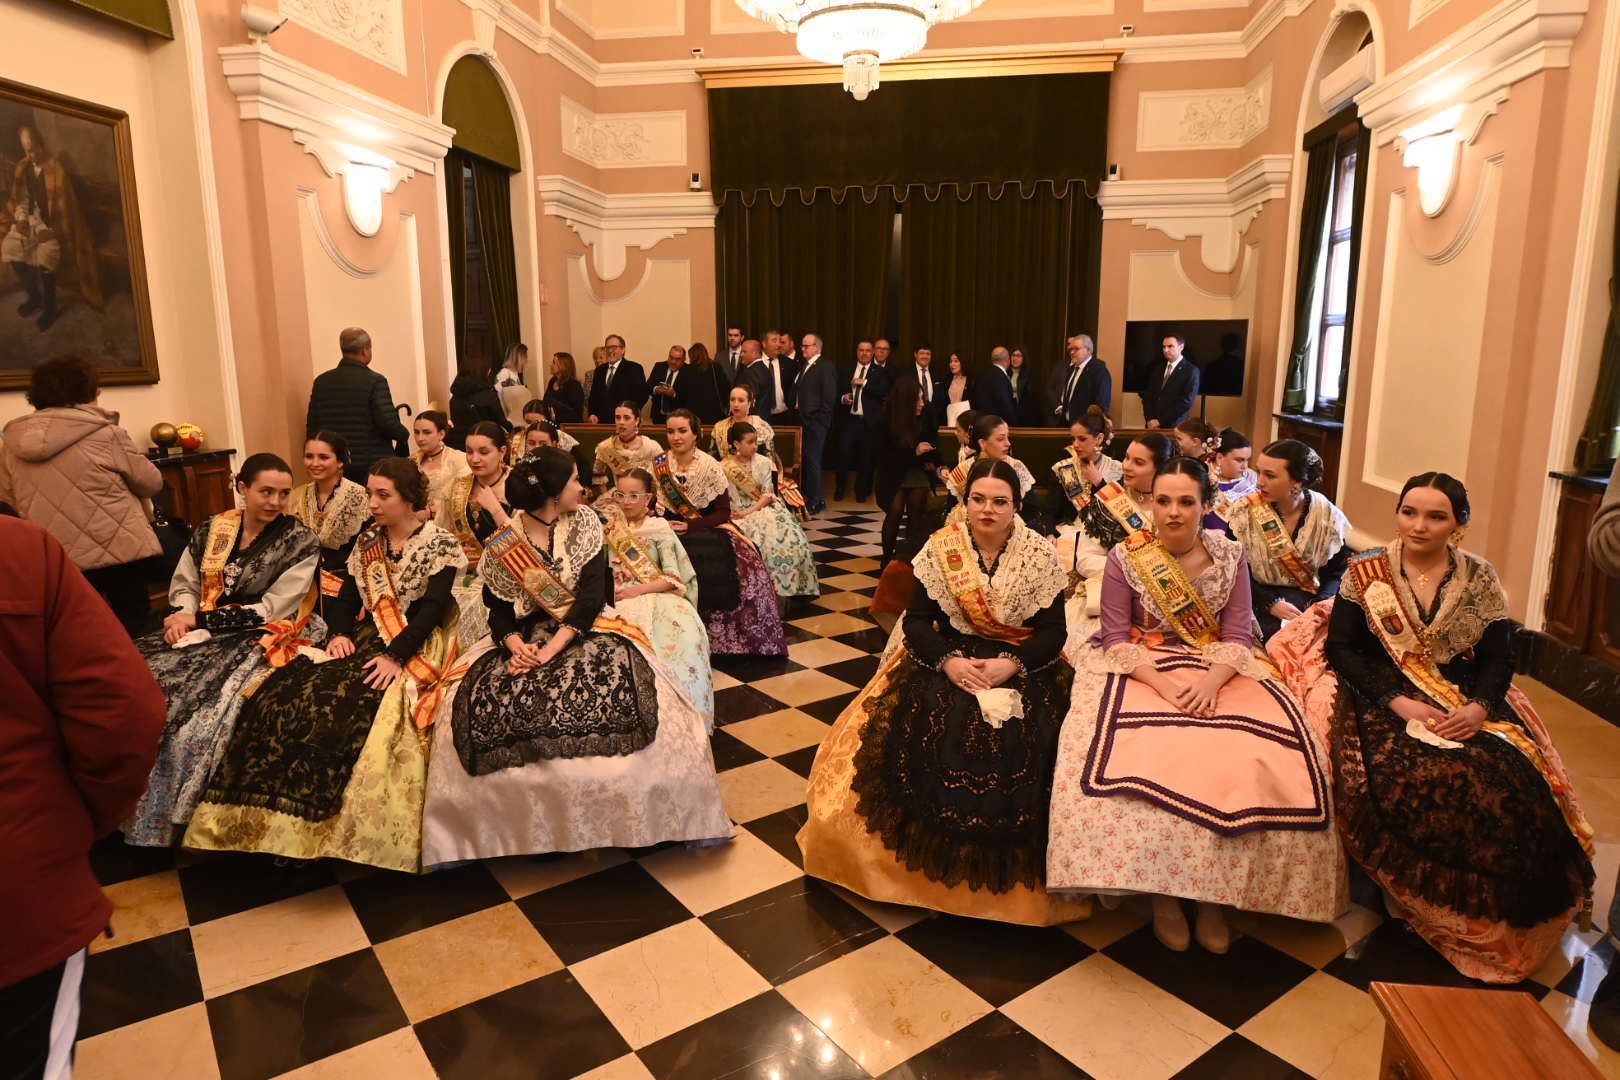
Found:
[1098,154,1293,274]
[536,174,716,281]
[697,50,1118,90]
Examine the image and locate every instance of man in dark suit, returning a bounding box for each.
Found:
[1140,333,1201,429]
[910,344,946,432]
[794,333,839,514]
[720,326,744,383]
[979,346,1019,425]
[306,326,409,483]
[586,333,648,422]
[773,328,802,423]
[1049,333,1113,426]
[834,339,886,502]
[737,339,774,417]
[646,344,689,424]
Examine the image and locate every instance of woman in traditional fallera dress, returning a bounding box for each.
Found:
[711,384,778,470]
[601,468,714,729]
[1311,473,1593,982]
[1211,427,1258,519]
[124,454,321,847]
[723,420,819,602]
[942,413,1044,529]
[185,459,464,873]
[421,450,732,864]
[1050,406,1123,528]
[655,409,787,656]
[801,459,1091,926]
[594,403,662,489]
[290,431,369,621]
[1048,459,1347,952]
[412,410,470,514]
[1227,438,1352,640]
[437,420,508,648]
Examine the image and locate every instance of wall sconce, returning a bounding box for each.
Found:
[1394,89,1507,218]
[293,132,413,237]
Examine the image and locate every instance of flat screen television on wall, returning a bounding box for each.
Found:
[1121,319,1249,398]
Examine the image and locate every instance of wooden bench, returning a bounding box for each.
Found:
[1370,981,1602,1079]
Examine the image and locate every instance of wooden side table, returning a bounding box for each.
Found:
[1370,981,1602,1079]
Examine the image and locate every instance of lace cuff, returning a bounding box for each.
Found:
[931,648,968,672]
[1084,642,1148,675]
[1201,641,1266,678]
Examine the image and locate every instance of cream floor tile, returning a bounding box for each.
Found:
[779,935,992,1076]
[1541,990,1620,1079]
[825,885,930,934]
[1239,971,1386,1079]
[572,919,770,1049]
[90,870,188,955]
[190,886,371,998]
[280,1028,437,1079]
[1594,842,1620,933]
[841,544,884,557]
[75,1003,219,1080]
[787,638,868,668]
[830,557,882,573]
[790,612,878,637]
[639,828,802,915]
[486,849,631,900]
[574,1054,657,1080]
[1229,902,1384,969]
[1532,921,1609,989]
[1574,778,1620,842]
[724,708,835,756]
[374,903,564,1022]
[749,670,861,707]
[812,590,876,611]
[820,573,881,591]
[1001,954,1228,1080]
[1062,897,1149,951]
[716,758,810,822]
[712,670,742,691]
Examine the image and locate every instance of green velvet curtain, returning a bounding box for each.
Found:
[444,151,468,363]
[443,57,522,171]
[897,182,1100,390]
[471,156,521,366]
[1576,180,1620,469]
[1281,137,1338,413]
[716,189,897,359]
[59,0,171,37]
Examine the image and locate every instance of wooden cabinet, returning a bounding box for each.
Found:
[152,449,236,526]
[1544,474,1620,671]
[1274,413,1344,500]
[1370,982,1601,1079]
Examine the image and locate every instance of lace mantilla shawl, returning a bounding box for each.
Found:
[912,517,1066,639]
[594,435,661,472]
[1340,538,1510,663]
[950,454,1036,498]
[712,416,775,455]
[480,508,604,619]
[1229,490,1350,586]
[346,522,466,611]
[292,479,370,550]
[656,451,728,511]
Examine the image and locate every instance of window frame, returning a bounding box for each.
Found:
[1295,112,1370,421]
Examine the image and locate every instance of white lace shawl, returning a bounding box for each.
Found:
[712,416,774,456]
[1229,490,1350,587]
[346,522,467,612]
[594,435,662,472]
[293,479,370,550]
[1339,538,1511,664]
[947,453,1036,498]
[912,517,1066,639]
[656,450,728,512]
[480,508,605,619]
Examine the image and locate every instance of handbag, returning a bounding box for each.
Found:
[146,503,193,584]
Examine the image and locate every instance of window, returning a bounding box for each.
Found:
[1300,129,1363,418]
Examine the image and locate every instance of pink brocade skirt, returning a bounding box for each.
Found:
[705,531,787,656]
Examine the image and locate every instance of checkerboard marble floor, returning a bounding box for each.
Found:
[76,508,1620,1079]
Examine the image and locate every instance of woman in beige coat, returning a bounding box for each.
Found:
[0,356,163,631]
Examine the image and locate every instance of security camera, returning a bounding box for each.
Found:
[1120,24,1135,37]
[691,46,704,58]
[242,4,289,44]
[689,172,703,192]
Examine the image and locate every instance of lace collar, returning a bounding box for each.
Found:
[657,449,728,510]
[913,516,1065,638]
[1230,490,1349,584]
[293,478,370,550]
[1343,538,1511,663]
[346,521,466,611]
[481,508,605,615]
[1112,529,1245,627]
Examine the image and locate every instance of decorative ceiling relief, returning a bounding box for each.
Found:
[537,175,715,281]
[1136,68,1272,152]
[1098,155,1291,274]
[560,97,686,169]
[282,0,407,74]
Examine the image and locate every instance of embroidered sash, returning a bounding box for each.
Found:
[722,456,763,503]
[1347,550,1595,857]
[198,510,243,612]
[448,473,507,562]
[777,477,810,521]
[1094,481,1152,537]
[355,529,459,726]
[257,579,319,668]
[1243,491,1319,592]
[1052,451,1091,510]
[484,522,653,651]
[597,438,652,480]
[652,453,701,520]
[601,510,668,586]
[946,456,974,498]
[928,522,1032,645]
[1121,532,1222,647]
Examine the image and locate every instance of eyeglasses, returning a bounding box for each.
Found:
[607,491,651,501]
[966,494,1014,510]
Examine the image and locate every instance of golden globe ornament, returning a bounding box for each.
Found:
[175,423,205,452]
[150,422,178,450]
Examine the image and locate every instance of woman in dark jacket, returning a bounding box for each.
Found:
[448,355,511,449]
[682,342,732,424]
[874,377,940,565]
[541,352,585,424]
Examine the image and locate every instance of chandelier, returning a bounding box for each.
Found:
[735,2,985,100]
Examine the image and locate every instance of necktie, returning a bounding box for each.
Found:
[920,368,931,402]
[1065,364,1080,409]
[853,364,866,415]
[1162,362,1173,388]
[665,367,676,387]
[771,359,785,413]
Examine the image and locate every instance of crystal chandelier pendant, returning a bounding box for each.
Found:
[735,1,986,99]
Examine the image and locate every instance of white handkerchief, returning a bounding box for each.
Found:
[171,628,213,649]
[297,645,339,664]
[1406,717,1464,750]
[974,687,1024,729]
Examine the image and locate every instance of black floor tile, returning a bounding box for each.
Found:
[818,655,881,689]
[714,684,792,725]
[639,989,862,1079]
[1172,1035,1309,1080]
[415,970,628,1080]
[897,916,1093,1007]
[1557,936,1616,1003]
[782,622,821,645]
[709,727,769,770]
[206,949,407,1080]
[713,654,804,680]
[91,834,176,886]
[1103,922,1312,1027]
[775,744,821,779]
[1323,919,1550,998]
[830,627,892,654]
[815,538,861,550]
[178,852,338,925]
[800,691,861,724]
[79,929,203,1038]
[516,861,690,964]
[703,879,885,984]
[882,1011,1092,1079]
[744,805,810,870]
[341,862,509,944]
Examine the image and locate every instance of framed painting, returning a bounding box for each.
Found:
[0,76,157,391]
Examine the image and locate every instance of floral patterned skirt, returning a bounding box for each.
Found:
[614,592,714,730]
[702,531,787,656]
[733,502,820,598]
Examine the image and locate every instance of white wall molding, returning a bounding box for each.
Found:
[281,0,406,74]
[1098,155,1292,274]
[1410,0,1452,29]
[556,0,685,40]
[296,187,381,277]
[537,175,716,281]
[1357,0,1588,143]
[1137,67,1272,151]
[219,43,454,175]
[560,97,688,169]
[293,133,414,237]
